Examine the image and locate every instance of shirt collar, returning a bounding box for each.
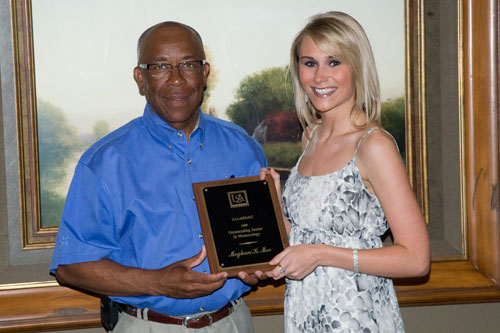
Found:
[142,102,206,148]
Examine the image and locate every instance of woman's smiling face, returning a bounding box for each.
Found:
[298,35,356,115]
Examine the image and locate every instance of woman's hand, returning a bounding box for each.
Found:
[259,167,281,197]
[266,244,321,280]
[259,167,291,235]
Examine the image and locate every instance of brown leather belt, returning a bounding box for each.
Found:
[118,301,235,329]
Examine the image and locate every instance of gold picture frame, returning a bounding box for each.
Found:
[12,0,58,249]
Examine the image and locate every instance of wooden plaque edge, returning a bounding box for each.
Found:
[192,175,289,276]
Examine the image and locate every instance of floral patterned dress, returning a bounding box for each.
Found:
[282,127,404,333]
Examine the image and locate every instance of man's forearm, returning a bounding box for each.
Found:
[55,258,157,296]
[55,248,230,299]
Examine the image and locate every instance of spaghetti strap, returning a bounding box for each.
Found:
[303,124,321,151]
[354,127,399,157]
[295,124,321,167]
[354,127,380,156]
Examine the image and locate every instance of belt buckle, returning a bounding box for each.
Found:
[182,313,213,328]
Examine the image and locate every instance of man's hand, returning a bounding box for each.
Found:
[152,246,228,298]
[55,247,227,299]
[237,270,269,285]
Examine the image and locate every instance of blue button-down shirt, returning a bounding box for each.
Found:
[50,103,267,315]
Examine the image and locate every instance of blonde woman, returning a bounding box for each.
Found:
[261,12,430,332]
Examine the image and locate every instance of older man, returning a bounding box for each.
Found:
[50,21,267,332]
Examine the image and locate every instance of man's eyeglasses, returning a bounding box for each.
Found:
[138,60,206,77]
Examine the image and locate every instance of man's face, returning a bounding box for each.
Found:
[134,25,209,132]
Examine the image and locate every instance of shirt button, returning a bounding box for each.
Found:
[200,307,204,311]
[177,132,183,137]
[199,233,203,238]
[168,145,172,150]
[187,159,192,164]
[200,143,203,148]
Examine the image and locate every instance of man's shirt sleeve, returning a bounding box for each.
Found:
[50,162,118,273]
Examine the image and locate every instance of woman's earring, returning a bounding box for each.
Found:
[304,94,309,103]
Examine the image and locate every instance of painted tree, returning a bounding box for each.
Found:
[37,99,82,226]
[381,96,406,160]
[226,66,295,135]
[92,120,111,141]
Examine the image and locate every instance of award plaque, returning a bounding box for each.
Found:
[192,175,289,277]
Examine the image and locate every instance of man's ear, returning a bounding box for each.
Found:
[133,67,146,96]
[202,62,210,88]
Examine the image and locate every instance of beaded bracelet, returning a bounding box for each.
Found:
[353,249,359,274]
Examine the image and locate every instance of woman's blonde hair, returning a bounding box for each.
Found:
[289,11,381,130]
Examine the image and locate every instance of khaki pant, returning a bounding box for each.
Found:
[111,299,254,333]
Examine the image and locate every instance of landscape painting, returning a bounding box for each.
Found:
[31,0,405,228]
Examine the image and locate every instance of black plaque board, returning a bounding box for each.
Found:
[192,175,288,276]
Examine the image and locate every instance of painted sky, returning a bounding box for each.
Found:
[32,0,404,133]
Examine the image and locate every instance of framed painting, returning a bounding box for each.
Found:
[16,0,408,248]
